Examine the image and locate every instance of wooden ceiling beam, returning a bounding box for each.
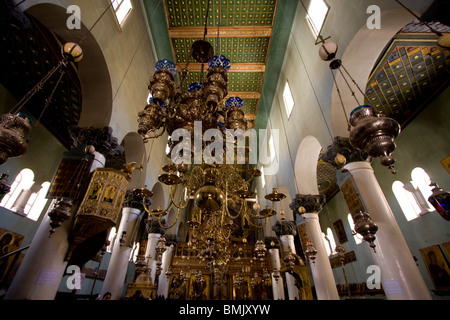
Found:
[225,92,261,100]
[169,26,273,38]
[177,63,265,73]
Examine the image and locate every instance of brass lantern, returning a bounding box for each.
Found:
[0,113,32,165]
[349,105,401,174]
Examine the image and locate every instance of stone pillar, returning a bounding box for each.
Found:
[101,207,141,300]
[343,161,431,300]
[4,200,73,300]
[290,194,340,300]
[144,218,166,284]
[157,245,174,298]
[268,248,285,300]
[279,235,299,300]
[272,219,302,300]
[146,233,162,283]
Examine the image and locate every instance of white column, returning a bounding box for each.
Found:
[302,213,340,300]
[280,235,299,300]
[101,207,141,300]
[145,233,162,283]
[157,246,173,298]
[344,161,432,300]
[5,200,72,300]
[269,248,285,300]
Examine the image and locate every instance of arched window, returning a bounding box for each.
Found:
[411,168,433,210]
[130,242,140,262]
[321,232,331,256]
[24,182,51,221]
[392,167,434,221]
[347,214,363,245]
[327,228,337,255]
[392,181,422,221]
[107,227,117,253]
[322,228,337,256]
[1,169,34,210]
[111,0,133,26]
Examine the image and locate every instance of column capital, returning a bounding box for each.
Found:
[290,194,326,215]
[69,126,125,169]
[321,136,368,169]
[145,218,166,236]
[272,219,297,237]
[123,190,151,211]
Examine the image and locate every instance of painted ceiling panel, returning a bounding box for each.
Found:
[166,0,277,28]
[162,0,279,127]
[365,37,450,127]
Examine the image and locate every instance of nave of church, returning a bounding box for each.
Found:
[0,0,449,303]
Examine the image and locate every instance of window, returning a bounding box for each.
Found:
[283,81,295,118]
[107,227,117,253]
[322,228,337,256]
[24,182,51,221]
[411,168,433,209]
[269,132,276,164]
[130,242,140,262]
[306,0,330,40]
[347,213,363,245]
[1,169,50,221]
[392,181,423,221]
[111,0,133,26]
[166,136,172,155]
[392,167,434,221]
[260,166,266,189]
[1,169,34,210]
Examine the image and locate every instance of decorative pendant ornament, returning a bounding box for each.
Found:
[305,241,318,265]
[349,105,401,174]
[48,198,74,237]
[353,210,379,253]
[0,113,32,165]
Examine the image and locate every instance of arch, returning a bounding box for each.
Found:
[294,136,323,195]
[331,8,416,137]
[122,132,147,190]
[24,3,113,129]
[148,182,167,211]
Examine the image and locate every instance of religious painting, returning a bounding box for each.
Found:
[88,182,102,200]
[420,245,450,291]
[286,265,313,300]
[188,273,211,300]
[168,273,188,300]
[102,185,117,203]
[340,178,365,216]
[232,275,252,300]
[251,277,273,300]
[442,242,450,260]
[441,156,450,174]
[0,228,24,283]
[333,219,348,244]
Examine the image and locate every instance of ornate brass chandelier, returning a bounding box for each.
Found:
[135,1,287,283]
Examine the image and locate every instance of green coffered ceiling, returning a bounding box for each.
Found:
[143,0,298,129]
